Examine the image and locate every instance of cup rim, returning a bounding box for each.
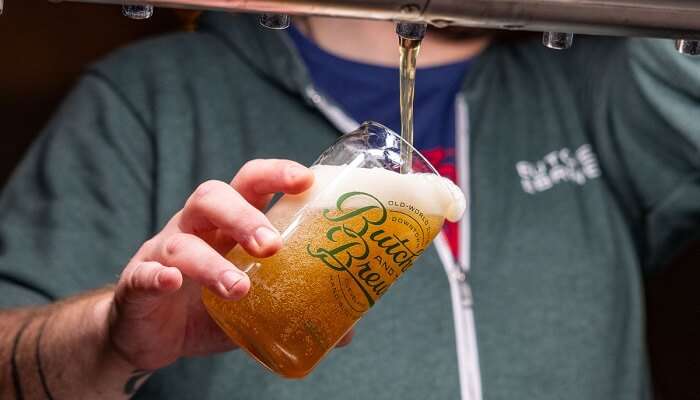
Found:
[357,120,441,177]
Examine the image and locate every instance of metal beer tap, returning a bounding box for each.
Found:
[676,39,700,56]
[5,0,700,56]
[259,13,291,29]
[543,32,574,51]
[122,4,153,19]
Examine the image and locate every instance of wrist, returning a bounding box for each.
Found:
[93,292,138,373]
[94,292,156,398]
[37,288,150,400]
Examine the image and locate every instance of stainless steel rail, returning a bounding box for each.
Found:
[56,0,700,40]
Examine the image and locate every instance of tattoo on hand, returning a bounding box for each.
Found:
[124,369,151,396]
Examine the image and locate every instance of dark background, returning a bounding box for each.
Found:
[1,1,698,398]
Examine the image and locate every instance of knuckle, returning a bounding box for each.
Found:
[200,264,221,287]
[238,159,275,179]
[138,237,158,255]
[117,264,134,288]
[232,214,263,237]
[127,263,147,290]
[140,260,162,270]
[162,233,190,261]
[117,262,159,302]
[241,159,264,172]
[191,180,224,203]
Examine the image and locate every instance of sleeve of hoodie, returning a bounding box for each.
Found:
[585,38,700,271]
[0,72,154,307]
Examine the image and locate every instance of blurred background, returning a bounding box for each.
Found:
[0,1,698,398]
[0,0,186,183]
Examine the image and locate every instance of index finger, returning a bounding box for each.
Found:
[231,159,314,210]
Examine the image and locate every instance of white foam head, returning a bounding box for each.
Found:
[299,165,465,222]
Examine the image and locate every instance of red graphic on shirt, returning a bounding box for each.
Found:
[421,148,459,257]
[421,148,456,183]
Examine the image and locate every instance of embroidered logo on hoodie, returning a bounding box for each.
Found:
[516,144,601,194]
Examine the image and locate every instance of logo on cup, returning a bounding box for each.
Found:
[307,191,426,313]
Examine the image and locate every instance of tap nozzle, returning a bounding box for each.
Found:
[259,13,290,30]
[396,22,427,41]
[122,4,154,19]
[676,39,700,56]
[543,32,574,50]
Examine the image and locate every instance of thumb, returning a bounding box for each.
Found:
[114,261,183,319]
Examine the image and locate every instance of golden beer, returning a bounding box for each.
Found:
[202,164,464,378]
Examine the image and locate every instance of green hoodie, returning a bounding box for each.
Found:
[1,11,699,400]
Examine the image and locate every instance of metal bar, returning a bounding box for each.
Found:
[425,1,700,39]
[58,0,700,39]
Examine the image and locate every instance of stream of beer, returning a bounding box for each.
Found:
[399,37,422,174]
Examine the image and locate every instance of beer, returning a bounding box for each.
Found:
[399,36,422,174]
[202,164,465,378]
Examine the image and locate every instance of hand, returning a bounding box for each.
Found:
[105,159,352,371]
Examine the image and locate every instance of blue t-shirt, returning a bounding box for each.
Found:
[288,26,472,254]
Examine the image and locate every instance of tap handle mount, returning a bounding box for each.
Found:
[122,4,153,19]
[676,39,700,56]
[259,13,291,29]
[396,21,427,41]
[543,32,574,50]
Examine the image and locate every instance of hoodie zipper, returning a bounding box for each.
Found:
[434,94,483,400]
[305,86,482,400]
[305,86,359,134]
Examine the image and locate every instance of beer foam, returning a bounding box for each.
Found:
[273,165,466,223]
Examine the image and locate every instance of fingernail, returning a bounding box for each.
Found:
[254,226,280,249]
[220,270,243,293]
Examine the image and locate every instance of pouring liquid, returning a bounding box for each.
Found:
[399,37,422,174]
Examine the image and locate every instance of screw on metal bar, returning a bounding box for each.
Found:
[676,39,700,56]
[259,13,290,30]
[543,32,574,50]
[399,3,421,16]
[122,4,154,20]
[396,22,427,40]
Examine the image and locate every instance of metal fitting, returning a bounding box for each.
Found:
[396,21,427,41]
[543,32,574,50]
[676,39,700,56]
[259,13,291,30]
[122,4,154,19]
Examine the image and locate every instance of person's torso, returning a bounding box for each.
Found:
[93,15,649,399]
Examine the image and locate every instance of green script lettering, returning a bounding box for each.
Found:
[307,191,424,307]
